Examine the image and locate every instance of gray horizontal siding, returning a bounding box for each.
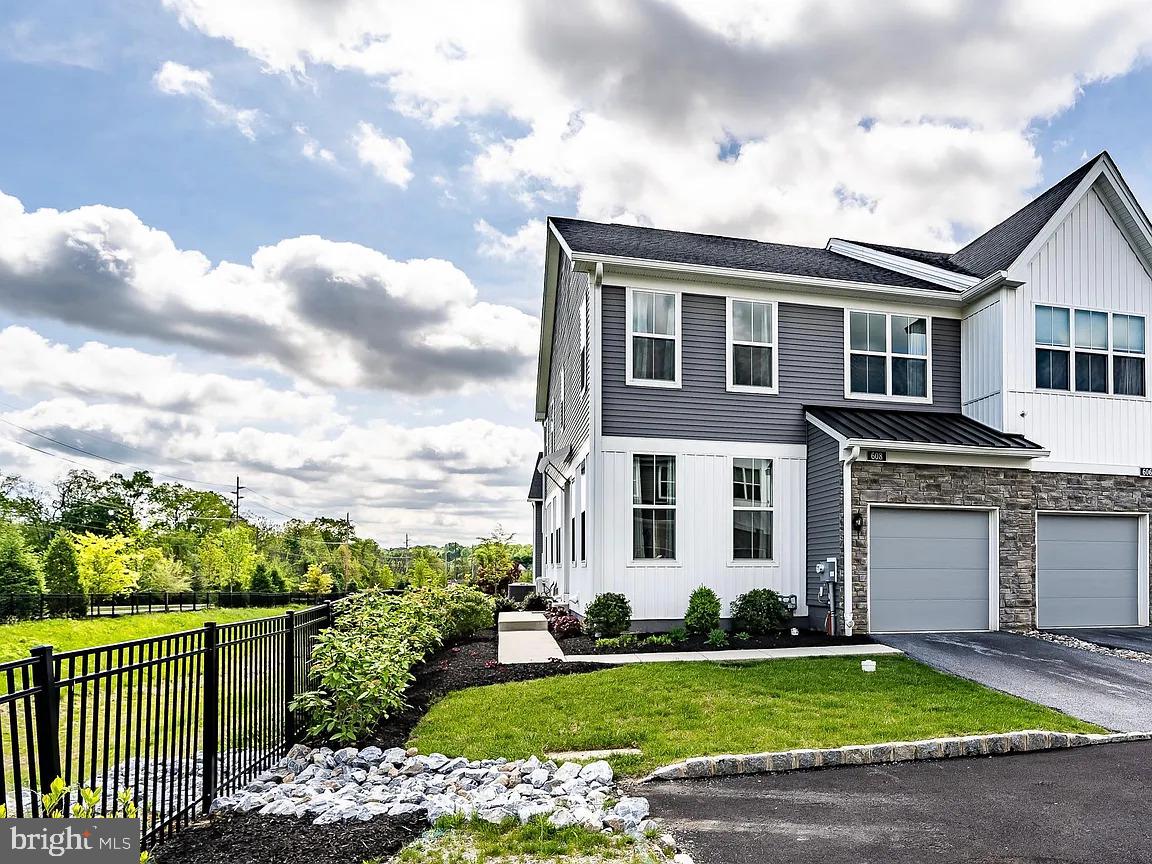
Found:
[602,288,961,442]
[544,255,591,497]
[806,425,843,620]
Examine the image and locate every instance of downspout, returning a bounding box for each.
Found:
[842,445,860,636]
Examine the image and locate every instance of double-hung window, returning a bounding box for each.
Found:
[848,311,929,399]
[732,458,772,560]
[628,290,678,385]
[1035,304,1145,397]
[632,454,675,559]
[728,298,777,391]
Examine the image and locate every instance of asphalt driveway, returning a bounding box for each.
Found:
[877,631,1152,731]
[644,741,1152,864]
[1057,626,1152,654]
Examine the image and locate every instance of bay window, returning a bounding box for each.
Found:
[732,458,772,560]
[628,290,678,385]
[632,454,675,559]
[848,310,929,399]
[728,298,777,391]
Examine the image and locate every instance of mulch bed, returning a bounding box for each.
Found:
[560,629,874,655]
[365,629,608,749]
[151,812,426,864]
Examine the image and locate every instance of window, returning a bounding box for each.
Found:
[1035,305,1071,390]
[728,298,776,391]
[559,367,566,429]
[571,515,576,562]
[848,311,929,399]
[628,290,678,385]
[732,458,773,560]
[632,455,675,559]
[1036,305,1146,397]
[579,294,588,391]
[579,461,587,564]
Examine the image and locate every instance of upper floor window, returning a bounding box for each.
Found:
[579,294,588,392]
[632,454,675,559]
[728,298,777,392]
[732,458,773,560]
[628,290,679,387]
[1036,305,1145,397]
[847,310,930,400]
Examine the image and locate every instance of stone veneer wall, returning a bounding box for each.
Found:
[850,463,1152,633]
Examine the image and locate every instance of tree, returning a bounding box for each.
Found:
[251,560,282,593]
[131,545,191,592]
[0,521,44,616]
[146,483,232,535]
[408,556,445,588]
[43,531,86,615]
[470,527,519,594]
[301,564,333,596]
[75,533,136,595]
[199,525,255,591]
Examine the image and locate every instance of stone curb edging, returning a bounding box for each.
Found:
[640,730,1152,782]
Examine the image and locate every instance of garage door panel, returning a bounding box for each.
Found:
[1039,597,1138,628]
[1039,568,1138,600]
[871,538,989,571]
[1037,540,1138,571]
[1037,515,1136,543]
[871,599,989,633]
[870,567,990,602]
[872,509,989,539]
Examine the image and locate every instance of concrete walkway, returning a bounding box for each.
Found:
[497,611,564,664]
[563,644,902,664]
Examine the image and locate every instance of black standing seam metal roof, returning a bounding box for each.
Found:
[805,405,1044,451]
[527,451,544,501]
[549,217,950,291]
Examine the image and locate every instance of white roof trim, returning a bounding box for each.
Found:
[825,239,979,291]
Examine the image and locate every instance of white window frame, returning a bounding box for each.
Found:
[725,297,779,394]
[1033,302,1148,399]
[625,288,682,389]
[1073,307,1110,395]
[843,308,933,404]
[629,452,677,563]
[730,457,775,564]
[579,293,588,392]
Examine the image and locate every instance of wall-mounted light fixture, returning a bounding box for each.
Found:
[851,512,864,532]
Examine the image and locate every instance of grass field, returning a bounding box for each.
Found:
[0,606,307,664]
[410,656,1105,777]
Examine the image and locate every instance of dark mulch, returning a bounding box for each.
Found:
[365,629,608,749]
[151,812,426,864]
[560,629,874,655]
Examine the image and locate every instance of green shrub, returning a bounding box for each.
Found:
[43,531,86,617]
[292,584,495,744]
[643,634,673,647]
[684,585,721,636]
[595,633,638,651]
[585,592,631,637]
[729,588,791,635]
[734,631,752,642]
[667,626,688,644]
[521,592,549,612]
[493,595,521,615]
[705,627,729,648]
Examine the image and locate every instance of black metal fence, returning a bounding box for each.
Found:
[0,603,333,848]
[1,591,349,621]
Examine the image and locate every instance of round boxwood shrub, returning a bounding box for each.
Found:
[729,588,791,635]
[684,585,721,636]
[585,592,632,637]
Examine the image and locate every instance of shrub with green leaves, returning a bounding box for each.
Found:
[684,585,721,636]
[292,584,495,744]
[667,626,688,644]
[730,588,791,635]
[643,634,674,647]
[595,633,638,651]
[705,627,729,648]
[585,592,631,637]
[521,591,549,611]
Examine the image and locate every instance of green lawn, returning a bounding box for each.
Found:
[410,657,1105,777]
[0,606,306,663]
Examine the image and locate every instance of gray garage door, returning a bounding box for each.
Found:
[1037,515,1140,628]
[870,508,991,633]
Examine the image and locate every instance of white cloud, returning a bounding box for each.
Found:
[153,60,261,140]
[162,0,1152,247]
[475,218,544,268]
[352,122,413,187]
[0,190,537,395]
[294,123,336,164]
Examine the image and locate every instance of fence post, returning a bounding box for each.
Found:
[283,611,296,746]
[30,645,62,795]
[201,622,219,815]
[325,600,334,627]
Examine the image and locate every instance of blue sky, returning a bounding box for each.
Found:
[1,1,1150,544]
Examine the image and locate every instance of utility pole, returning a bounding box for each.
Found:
[232,476,245,525]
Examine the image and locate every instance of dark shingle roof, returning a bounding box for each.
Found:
[947,155,1102,277]
[806,405,1044,451]
[527,452,544,501]
[550,218,949,291]
[846,240,979,276]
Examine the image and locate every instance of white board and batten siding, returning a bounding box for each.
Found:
[1003,185,1152,469]
[593,437,807,622]
[960,296,1005,430]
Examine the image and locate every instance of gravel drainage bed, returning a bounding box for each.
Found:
[151,812,426,864]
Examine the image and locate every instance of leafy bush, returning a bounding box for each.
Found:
[0,522,43,618]
[729,588,791,635]
[548,614,583,639]
[595,633,638,651]
[292,584,495,743]
[585,592,631,637]
[643,634,674,647]
[734,631,752,642]
[493,595,521,615]
[522,592,549,612]
[705,628,729,648]
[684,586,721,636]
[667,626,688,645]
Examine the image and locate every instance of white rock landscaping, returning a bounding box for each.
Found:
[210,744,660,839]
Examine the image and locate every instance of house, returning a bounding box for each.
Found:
[528,151,1152,635]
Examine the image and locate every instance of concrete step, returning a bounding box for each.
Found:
[497,611,549,632]
[498,629,564,664]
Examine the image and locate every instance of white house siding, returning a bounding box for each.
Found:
[1003,185,1152,470]
[961,296,1004,429]
[592,436,807,623]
